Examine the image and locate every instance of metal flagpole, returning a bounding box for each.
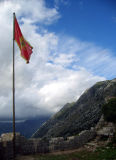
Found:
[13,12,16,160]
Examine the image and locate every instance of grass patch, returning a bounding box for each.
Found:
[33,147,116,160]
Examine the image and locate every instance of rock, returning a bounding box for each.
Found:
[67,136,75,140]
[97,123,115,136]
[49,137,64,144]
[32,78,116,138]
[95,115,105,130]
[1,132,20,141]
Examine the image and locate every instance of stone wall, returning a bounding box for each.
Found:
[0,130,96,160]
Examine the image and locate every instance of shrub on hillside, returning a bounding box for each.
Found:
[102,98,116,123]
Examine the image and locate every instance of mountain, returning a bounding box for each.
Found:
[32,78,116,138]
[0,116,49,138]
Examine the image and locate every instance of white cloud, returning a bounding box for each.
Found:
[0,0,115,119]
[37,69,104,113]
[18,0,60,24]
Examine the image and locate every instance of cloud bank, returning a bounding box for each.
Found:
[0,0,115,119]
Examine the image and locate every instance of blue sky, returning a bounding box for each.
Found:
[0,0,116,118]
[47,0,116,51]
[46,0,116,79]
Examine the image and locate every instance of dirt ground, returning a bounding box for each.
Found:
[16,155,35,160]
[15,148,85,160]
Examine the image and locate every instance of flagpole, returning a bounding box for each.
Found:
[13,12,16,159]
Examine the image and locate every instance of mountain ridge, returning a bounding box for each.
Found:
[32,78,116,138]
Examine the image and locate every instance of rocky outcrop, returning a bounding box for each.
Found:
[95,115,116,138]
[32,78,116,138]
[83,115,116,151]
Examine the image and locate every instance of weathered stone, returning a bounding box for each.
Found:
[97,125,115,136]
[49,137,64,144]
[1,132,20,142]
[95,115,116,138]
[0,130,97,159]
[67,136,75,140]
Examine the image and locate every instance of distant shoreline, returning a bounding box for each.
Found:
[0,120,26,123]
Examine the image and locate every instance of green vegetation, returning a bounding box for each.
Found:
[102,97,116,122]
[95,81,106,87]
[31,147,116,160]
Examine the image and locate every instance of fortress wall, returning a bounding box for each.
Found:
[0,130,96,160]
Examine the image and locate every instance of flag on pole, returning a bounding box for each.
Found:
[14,16,33,63]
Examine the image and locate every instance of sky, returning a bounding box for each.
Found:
[0,0,116,119]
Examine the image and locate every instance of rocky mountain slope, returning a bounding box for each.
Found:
[32,78,116,138]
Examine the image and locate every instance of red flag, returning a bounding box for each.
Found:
[14,16,33,63]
